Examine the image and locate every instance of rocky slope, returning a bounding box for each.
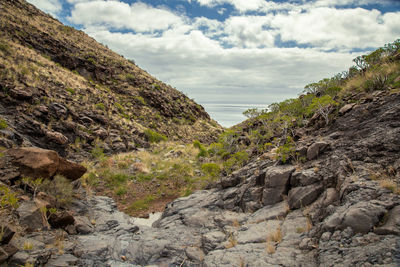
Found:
[0,0,221,160]
[1,83,399,267]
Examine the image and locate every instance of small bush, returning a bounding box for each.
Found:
[275,136,296,163]
[40,175,73,207]
[125,74,135,83]
[127,195,155,211]
[95,103,105,111]
[115,187,127,196]
[135,96,146,105]
[0,118,7,130]
[65,88,75,95]
[144,129,167,143]
[223,151,249,173]
[0,43,10,54]
[201,163,221,177]
[91,143,105,159]
[0,185,19,210]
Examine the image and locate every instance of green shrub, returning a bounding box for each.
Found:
[0,43,10,55]
[127,195,155,211]
[0,118,7,130]
[144,129,167,143]
[91,143,105,159]
[115,187,127,196]
[194,140,208,157]
[107,172,130,186]
[0,185,19,210]
[135,96,146,105]
[223,151,249,173]
[275,136,296,163]
[40,175,73,207]
[65,88,75,95]
[125,74,135,83]
[95,103,105,110]
[201,163,221,177]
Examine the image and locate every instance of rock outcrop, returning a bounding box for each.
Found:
[0,0,221,160]
[0,147,86,183]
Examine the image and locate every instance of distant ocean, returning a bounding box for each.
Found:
[202,103,270,128]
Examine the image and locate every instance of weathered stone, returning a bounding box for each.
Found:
[0,225,15,245]
[48,210,75,229]
[5,147,86,180]
[341,203,386,234]
[46,253,78,267]
[374,206,400,236]
[307,141,330,160]
[7,147,60,179]
[9,86,36,100]
[57,158,87,181]
[262,187,286,206]
[185,247,205,262]
[339,103,356,115]
[264,165,296,188]
[74,216,93,234]
[0,244,18,264]
[261,165,295,206]
[17,201,43,231]
[248,201,289,224]
[290,168,320,187]
[45,130,69,145]
[288,184,324,209]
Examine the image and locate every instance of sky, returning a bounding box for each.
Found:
[27,0,400,127]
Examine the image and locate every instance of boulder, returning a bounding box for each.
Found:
[0,244,18,264]
[339,103,356,115]
[0,225,15,245]
[324,201,387,234]
[374,206,400,236]
[7,147,60,179]
[48,210,75,229]
[288,184,324,209]
[45,130,69,145]
[6,147,86,180]
[262,165,295,206]
[57,158,87,181]
[9,86,36,100]
[16,201,43,231]
[290,168,320,187]
[307,141,330,160]
[74,216,93,234]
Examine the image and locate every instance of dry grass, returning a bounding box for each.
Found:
[380,179,399,194]
[266,241,276,254]
[81,141,222,216]
[368,169,399,194]
[225,233,238,249]
[267,227,282,243]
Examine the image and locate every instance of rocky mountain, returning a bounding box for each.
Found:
[0,0,221,160]
[1,84,399,267]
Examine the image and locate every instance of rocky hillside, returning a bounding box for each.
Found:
[0,0,221,160]
[1,85,399,267]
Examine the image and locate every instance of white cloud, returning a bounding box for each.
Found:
[69,1,184,32]
[222,16,275,48]
[270,8,400,50]
[56,0,400,125]
[26,0,62,15]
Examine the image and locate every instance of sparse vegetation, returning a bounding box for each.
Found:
[40,175,74,207]
[0,118,8,129]
[0,185,19,210]
[144,129,168,143]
